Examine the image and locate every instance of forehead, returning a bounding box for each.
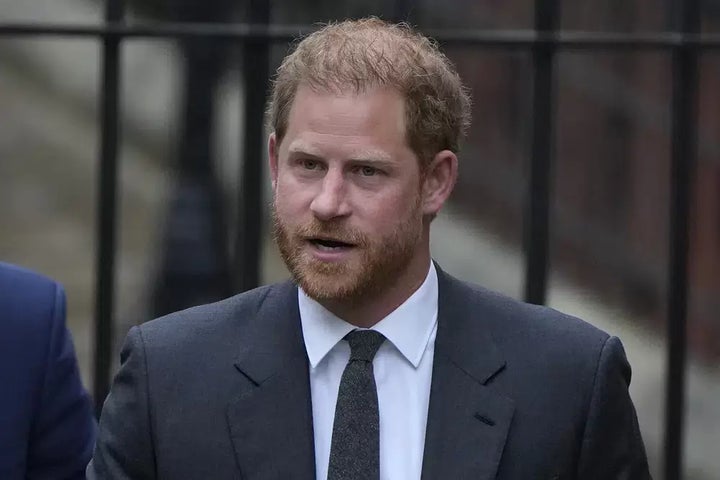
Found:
[281,85,409,156]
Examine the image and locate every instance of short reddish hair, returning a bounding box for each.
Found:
[267,18,472,166]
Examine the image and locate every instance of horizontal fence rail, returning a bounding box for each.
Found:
[1,22,720,49]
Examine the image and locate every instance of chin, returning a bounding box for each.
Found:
[297,269,362,301]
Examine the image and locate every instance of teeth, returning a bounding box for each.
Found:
[316,243,342,251]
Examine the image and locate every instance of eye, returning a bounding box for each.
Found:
[301,159,321,170]
[357,165,379,177]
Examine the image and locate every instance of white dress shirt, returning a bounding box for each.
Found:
[299,262,438,480]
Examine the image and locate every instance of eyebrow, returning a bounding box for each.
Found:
[286,141,394,165]
[286,141,324,158]
[349,149,394,164]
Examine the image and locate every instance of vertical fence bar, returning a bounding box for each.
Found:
[523,0,560,305]
[235,0,270,292]
[664,0,700,478]
[92,0,124,415]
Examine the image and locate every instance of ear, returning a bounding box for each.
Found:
[268,132,279,190]
[421,150,458,217]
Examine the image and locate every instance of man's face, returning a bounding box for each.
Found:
[270,86,426,302]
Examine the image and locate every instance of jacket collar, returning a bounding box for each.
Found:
[421,264,514,480]
[227,281,316,480]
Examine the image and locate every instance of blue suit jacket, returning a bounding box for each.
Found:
[0,262,96,479]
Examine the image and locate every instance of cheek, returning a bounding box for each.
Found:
[275,178,311,214]
[354,189,418,230]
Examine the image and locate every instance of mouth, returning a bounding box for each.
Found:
[307,237,356,251]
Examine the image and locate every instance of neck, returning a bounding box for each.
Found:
[320,249,432,328]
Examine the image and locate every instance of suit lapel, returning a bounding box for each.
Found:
[226,281,316,480]
[421,267,515,480]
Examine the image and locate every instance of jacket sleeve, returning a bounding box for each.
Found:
[87,326,156,479]
[26,284,97,480]
[576,335,652,479]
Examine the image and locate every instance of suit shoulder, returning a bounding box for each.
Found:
[135,282,287,345]
[447,275,611,358]
[0,262,59,303]
[123,282,297,380]
[0,262,64,336]
[443,274,616,401]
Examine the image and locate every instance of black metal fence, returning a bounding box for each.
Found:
[0,0,713,478]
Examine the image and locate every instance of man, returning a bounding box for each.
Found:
[0,262,96,479]
[89,18,650,479]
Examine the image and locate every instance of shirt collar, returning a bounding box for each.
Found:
[299,262,438,369]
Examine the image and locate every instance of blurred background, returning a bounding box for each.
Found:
[0,1,718,479]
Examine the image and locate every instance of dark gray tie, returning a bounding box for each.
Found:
[327,330,386,480]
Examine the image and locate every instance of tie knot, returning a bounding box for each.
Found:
[345,330,386,362]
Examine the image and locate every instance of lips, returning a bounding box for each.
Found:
[308,237,356,250]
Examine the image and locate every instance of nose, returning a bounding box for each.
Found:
[310,169,351,221]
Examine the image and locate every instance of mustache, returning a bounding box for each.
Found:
[293,220,368,246]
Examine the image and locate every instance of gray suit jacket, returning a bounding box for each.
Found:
[88,267,650,479]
